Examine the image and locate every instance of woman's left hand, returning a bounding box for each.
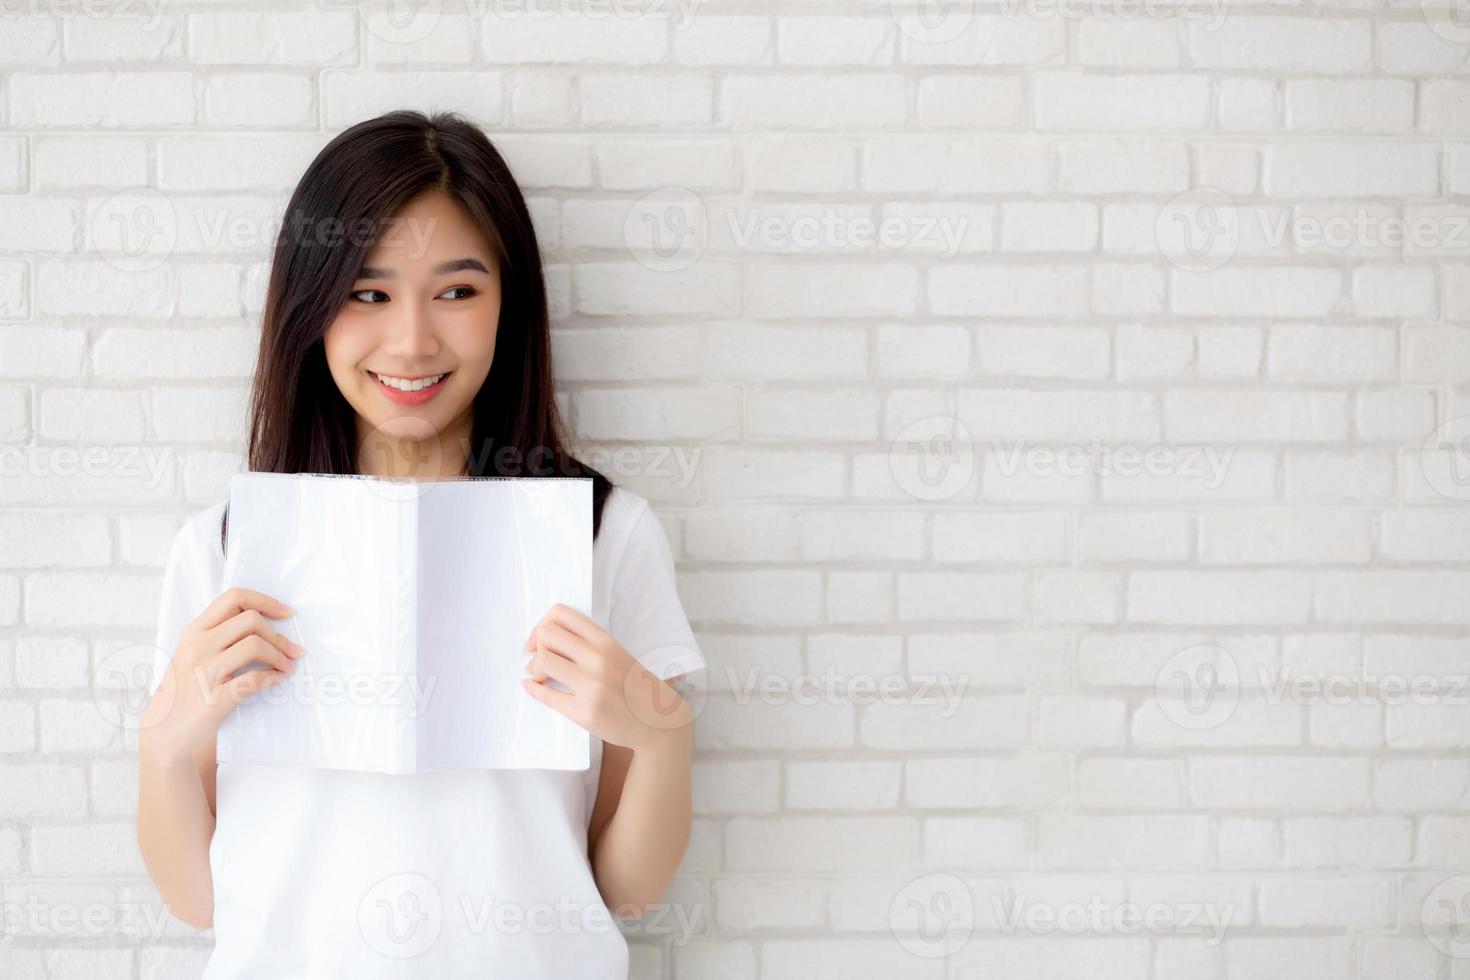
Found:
[521,603,691,752]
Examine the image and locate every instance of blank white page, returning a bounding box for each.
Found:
[217,472,592,774]
[415,477,592,771]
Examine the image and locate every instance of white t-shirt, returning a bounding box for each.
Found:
[147,485,705,979]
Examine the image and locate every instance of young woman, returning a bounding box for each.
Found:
[136,110,704,978]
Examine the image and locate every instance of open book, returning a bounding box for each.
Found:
[218,472,593,774]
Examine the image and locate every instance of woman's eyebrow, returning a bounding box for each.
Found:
[357,257,491,279]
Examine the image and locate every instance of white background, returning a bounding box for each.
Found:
[1,3,1469,978]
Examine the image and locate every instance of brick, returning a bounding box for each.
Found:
[673,18,771,66]
[897,15,1065,66]
[747,262,918,318]
[931,266,1088,316]
[10,72,194,127]
[1264,141,1439,198]
[777,18,893,66]
[862,138,1050,194]
[1128,571,1312,625]
[481,17,665,64]
[1267,324,1395,381]
[1035,73,1210,131]
[1189,757,1370,811]
[188,12,356,65]
[726,817,917,872]
[1188,18,1370,72]
[32,138,146,189]
[1170,267,1342,317]
[1037,815,1211,870]
[580,74,713,127]
[917,77,1024,129]
[722,75,905,130]
[1285,79,1414,132]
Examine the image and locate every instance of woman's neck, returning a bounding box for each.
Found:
[355,410,472,480]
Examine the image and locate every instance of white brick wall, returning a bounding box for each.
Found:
[1,3,1467,978]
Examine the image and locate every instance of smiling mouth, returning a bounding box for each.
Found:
[367,369,453,403]
[370,370,450,393]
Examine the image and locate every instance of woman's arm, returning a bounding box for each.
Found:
[137,733,218,929]
[521,605,696,916]
[136,586,301,930]
[586,691,693,915]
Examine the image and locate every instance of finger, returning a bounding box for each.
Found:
[521,676,577,718]
[210,609,302,661]
[526,645,587,689]
[525,603,599,645]
[211,667,291,722]
[216,634,297,681]
[196,587,292,633]
[524,619,591,665]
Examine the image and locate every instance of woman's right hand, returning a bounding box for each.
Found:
[139,587,304,763]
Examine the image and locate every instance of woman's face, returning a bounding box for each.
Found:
[323,189,502,476]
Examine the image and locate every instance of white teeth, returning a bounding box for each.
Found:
[374,372,445,392]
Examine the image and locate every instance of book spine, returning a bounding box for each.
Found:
[397,481,419,775]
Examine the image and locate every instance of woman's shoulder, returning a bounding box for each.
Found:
[170,496,230,568]
[599,484,653,543]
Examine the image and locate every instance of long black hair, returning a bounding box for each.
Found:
[220,110,610,553]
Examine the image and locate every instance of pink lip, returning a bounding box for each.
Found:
[369,370,451,406]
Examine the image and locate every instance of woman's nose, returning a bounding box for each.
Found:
[383,301,439,358]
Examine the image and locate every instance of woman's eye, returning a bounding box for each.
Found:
[348,286,474,303]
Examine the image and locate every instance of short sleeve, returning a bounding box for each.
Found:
[607,502,705,682]
[148,519,216,699]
